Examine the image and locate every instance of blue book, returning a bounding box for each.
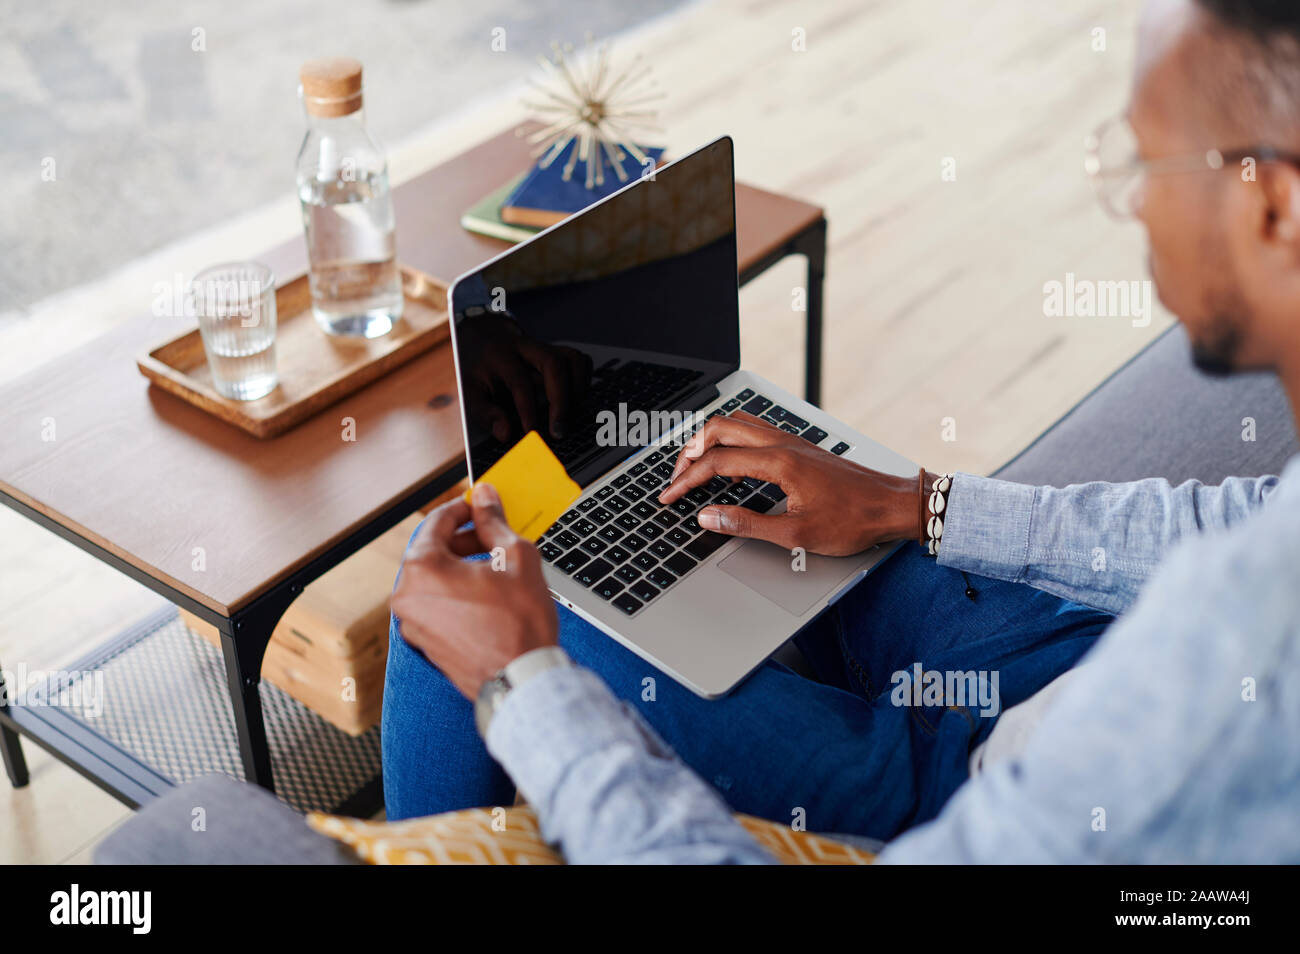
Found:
[501,141,666,228]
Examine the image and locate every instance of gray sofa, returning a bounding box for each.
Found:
[995,325,1295,486]
[95,325,1299,864]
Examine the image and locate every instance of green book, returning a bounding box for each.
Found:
[460,174,541,244]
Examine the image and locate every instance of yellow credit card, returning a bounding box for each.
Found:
[464,431,582,542]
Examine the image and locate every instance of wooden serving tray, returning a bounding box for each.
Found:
[137,265,449,439]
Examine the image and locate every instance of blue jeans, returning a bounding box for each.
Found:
[382,542,1112,840]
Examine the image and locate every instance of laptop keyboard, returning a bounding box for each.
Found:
[539,387,853,617]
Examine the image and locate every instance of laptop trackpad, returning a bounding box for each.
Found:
[717,539,860,616]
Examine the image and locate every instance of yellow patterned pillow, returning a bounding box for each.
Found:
[307,806,873,865]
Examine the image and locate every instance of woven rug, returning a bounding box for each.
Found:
[43,606,381,815]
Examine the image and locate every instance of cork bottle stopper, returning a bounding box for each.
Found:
[300,57,363,117]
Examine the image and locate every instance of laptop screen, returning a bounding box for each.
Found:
[449,136,740,488]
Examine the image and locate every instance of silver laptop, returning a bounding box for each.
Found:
[448,137,915,698]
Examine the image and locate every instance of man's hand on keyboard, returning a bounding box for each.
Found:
[658,412,919,556]
[391,483,558,699]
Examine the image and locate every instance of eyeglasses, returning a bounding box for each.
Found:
[1083,114,1300,220]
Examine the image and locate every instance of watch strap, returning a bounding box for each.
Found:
[475,646,570,739]
[503,645,570,688]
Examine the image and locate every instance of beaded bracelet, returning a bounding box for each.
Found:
[925,473,954,556]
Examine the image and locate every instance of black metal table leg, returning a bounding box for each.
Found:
[795,217,828,408]
[1,662,29,787]
[218,632,275,791]
[738,216,829,408]
[1,727,27,787]
[216,594,297,793]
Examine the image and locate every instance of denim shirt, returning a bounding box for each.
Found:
[487,460,1297,864]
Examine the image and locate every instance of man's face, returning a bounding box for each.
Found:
[1131,0,1261,375]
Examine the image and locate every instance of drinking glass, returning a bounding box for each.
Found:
[190,262,279,401]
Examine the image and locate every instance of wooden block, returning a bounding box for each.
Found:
[178,511,424,735]
[183,606,387,735]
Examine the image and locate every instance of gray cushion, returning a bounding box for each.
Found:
[95,774,360,865]
[994,326,1297,485]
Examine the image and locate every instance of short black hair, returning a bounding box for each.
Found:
[1197,0,1300,43]
[1191,0,1300,144]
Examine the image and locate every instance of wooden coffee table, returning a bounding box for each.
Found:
[0,124,827,811]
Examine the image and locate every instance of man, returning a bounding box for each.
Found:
[384,0,1300,862]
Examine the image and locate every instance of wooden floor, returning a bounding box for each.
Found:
[2,0,1164,862]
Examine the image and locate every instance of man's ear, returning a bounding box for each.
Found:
[1256,160,1300,250]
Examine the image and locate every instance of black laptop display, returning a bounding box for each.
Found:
[450,137,740,488]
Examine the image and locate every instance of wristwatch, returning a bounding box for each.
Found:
[474,646,571,739]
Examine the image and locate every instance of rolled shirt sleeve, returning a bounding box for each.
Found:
[937,472,1279,615]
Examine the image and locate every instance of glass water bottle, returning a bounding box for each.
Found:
[296,57,402,338]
